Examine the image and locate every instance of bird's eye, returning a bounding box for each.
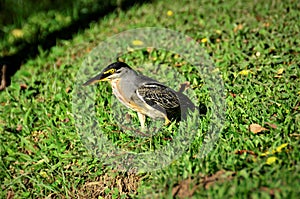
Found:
[104,68,116,74]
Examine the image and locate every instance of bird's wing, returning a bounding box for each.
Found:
[136,83,180,110]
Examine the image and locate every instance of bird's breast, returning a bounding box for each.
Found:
[110,79,135,110]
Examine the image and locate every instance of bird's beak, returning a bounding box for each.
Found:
[83,73,107,86]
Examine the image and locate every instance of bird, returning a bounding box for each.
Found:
[83,62,197,130]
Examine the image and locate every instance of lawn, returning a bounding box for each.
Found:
[1,0,299,198]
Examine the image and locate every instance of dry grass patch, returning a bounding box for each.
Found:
[74,170,143,198]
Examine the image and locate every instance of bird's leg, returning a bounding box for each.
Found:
[164,117,171,125]
[137,112,146,130]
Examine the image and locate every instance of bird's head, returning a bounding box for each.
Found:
[83,62,133,85]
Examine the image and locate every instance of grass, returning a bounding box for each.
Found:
[1,0,300,198]
[0,0,117,57]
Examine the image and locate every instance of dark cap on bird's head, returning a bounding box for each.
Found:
[83,62,132,86]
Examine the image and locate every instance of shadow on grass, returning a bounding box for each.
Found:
[0,0,152,90]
